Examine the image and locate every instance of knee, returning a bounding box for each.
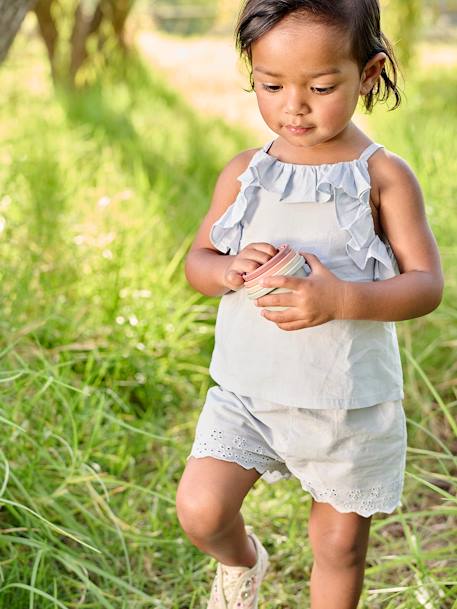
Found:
[175,486,230,541]
[309,527,368,570]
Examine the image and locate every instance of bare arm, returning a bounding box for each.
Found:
[340,272,442,322]
[185,249,234,298]
[185,149,278,297]
[340,151,444,321]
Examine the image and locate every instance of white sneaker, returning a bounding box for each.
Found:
[207,525,269,609]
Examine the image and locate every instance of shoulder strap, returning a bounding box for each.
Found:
[358,142,384,162]
[263,139,275,154]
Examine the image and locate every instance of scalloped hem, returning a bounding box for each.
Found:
[187,450,292,482]
[186,451,403,517]
[302,493,402,518]
[297,479,403,518]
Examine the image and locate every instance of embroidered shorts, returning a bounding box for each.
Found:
[187,385,407,517]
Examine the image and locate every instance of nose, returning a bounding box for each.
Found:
[285,88,309,115]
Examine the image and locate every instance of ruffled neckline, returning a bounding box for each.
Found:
[209,140,399,281]
[243,140,378,205]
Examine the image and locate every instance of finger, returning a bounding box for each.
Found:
[260,307,316,330]
[276,320,308,331]
[241,245,279,269]
[299,251,322,270]
[240,258,269,276]
[255,292,293,308]
[259,306,296,324]
[258,274,302,291]
[250,242,281,257]
[228,270,244,286]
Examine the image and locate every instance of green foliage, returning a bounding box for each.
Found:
[0,33,248,606]
[0,30,456,609]
[364,68,457,608]
[382,0,423,70]
[37,0,133,87]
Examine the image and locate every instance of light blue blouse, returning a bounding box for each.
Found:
[208,141,404,409]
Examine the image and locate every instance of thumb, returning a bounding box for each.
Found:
[228,269,244,286]
[299,252,322,270]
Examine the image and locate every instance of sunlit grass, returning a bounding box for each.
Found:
[0,32,455,609]
[363,64,457,609]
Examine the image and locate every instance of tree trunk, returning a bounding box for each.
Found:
[0,0,36,64]
[34,0,58,81]
[106,0,134,50]
[32,0,136,87]
[69,2,104,83]
[68,0,134,84]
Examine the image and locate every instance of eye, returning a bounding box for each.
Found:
[311,86,335,95]
[261,84,282,93]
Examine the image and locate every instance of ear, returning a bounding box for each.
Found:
[359,52,386,95]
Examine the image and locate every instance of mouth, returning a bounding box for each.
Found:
[285,125,313,134]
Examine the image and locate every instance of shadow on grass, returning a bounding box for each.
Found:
[3,141,81,347]
[60,55,250,241]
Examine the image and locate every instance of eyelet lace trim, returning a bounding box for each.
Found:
[190,428,404,518]
[300,478,404,517]
[190,429,292,479]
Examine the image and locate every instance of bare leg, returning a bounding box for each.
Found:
[176,456,262,567]
[308,499,372,609]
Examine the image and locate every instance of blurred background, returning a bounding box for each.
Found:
[0,1,456,608]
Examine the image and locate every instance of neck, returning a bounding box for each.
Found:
[272,122,371,165]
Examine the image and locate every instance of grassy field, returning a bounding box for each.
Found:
[0,33,456,609]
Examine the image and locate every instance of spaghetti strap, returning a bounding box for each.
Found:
[358,142,384,162]
[263,139,384,164]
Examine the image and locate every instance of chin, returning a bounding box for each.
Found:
[281,132,319,147]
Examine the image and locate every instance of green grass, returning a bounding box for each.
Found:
[0,34,455,608]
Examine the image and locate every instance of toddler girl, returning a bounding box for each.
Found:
[176,1,443,608]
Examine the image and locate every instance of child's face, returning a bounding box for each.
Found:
[251,16,366,150]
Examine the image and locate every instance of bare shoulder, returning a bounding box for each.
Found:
[369,148,423,208]
[212,147,260,210]
[188,147,260,253]
[216,147,260,186]
[367,146,441,276]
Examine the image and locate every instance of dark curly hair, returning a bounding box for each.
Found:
[235,0,402,112]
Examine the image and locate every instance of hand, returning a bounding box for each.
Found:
[223,242,279,292]
[254,252,346,330]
